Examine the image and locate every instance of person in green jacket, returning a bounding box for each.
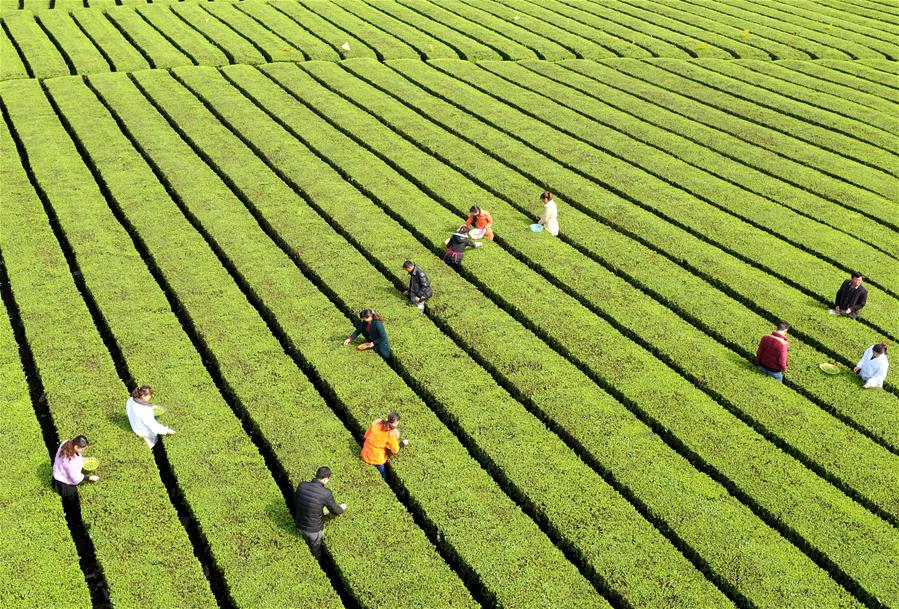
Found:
[343,309,391,360]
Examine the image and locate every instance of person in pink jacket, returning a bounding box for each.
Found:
[52,435,99,497]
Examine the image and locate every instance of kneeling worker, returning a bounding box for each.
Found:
[402,260,432,314]
[831,271,867,319]
[465,206,494,241]
[756,321,790,382]
[854,342,889,389]
[294,466,346,559]
[444,225,481,269]
[537,192,560,236]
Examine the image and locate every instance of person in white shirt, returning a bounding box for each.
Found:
[537,191,559,236]
[853,342,889,389]
[126,385,175,447]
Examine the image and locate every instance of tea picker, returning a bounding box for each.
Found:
[52,435,99,497]
[343,309,392,359]
[756,321,790,383]
[294,466,346,559]
[829,271,867,319]
[361,412,410,480]
[126,385,176,448]
[402,260,432,314]
[854,342,889,389]
[536,192,559,236]
[444,225,482,269]
[465,206,494,241]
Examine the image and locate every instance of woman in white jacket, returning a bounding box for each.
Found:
[537,192,559,236]
[853,342,889,388]
[126,385,175,447]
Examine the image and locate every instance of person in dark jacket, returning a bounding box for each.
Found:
[294,466,346,559]
[402,260,432,314]
[756,321,790,382]
[830,272,868,319]
[443,225,482,269]
[343,309,391,359]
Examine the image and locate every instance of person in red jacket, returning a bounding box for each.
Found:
[360,412,409,480]
[756,321,790,382]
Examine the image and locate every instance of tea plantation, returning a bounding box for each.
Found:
[1,1,897,608]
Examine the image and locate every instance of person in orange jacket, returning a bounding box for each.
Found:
[465,206,494,241]
[360,412,408,480]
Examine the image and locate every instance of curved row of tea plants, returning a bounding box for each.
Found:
[3,0,899,81]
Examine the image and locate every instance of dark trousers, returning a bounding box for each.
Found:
[53,479,77,498]
[299,528,324,559]
[374,463,386,480]
[444,250,463,268]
